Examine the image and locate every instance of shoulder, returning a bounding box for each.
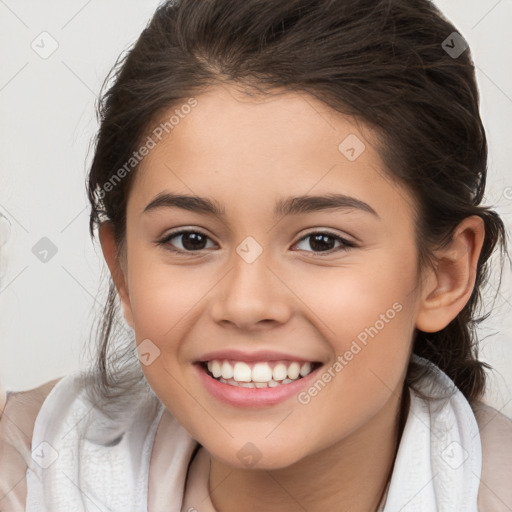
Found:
[471,400,512,511]
[0,377,63,512]
[24,372,171,511]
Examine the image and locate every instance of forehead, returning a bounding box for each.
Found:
[129,84,414,224]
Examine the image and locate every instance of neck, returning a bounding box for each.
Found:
[208,385,409,512]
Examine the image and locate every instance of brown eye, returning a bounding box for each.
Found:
[157,230,215,253]
[293,231,355,254]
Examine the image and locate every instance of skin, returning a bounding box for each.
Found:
[99,83,485,511]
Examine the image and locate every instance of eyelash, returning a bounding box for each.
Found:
[156,229,356,256]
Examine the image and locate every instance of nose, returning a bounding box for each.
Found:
[209,247,293,331]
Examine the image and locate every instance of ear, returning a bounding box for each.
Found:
[415,215,485,333]
[98,221,134,329]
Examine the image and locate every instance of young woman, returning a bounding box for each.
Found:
[1,0,511,510]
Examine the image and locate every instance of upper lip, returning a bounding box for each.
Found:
[196,349,321,364]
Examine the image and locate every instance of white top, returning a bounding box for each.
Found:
[25,354,483,511]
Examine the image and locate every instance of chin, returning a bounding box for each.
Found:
[208,440,308,471]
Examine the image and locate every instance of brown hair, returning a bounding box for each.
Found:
[84,0,508,410]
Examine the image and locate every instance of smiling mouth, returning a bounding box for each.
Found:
[198,360,323,388]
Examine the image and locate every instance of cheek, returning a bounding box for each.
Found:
[283,267,416,454]
[128,253,210,337]
[295,246,417,337]
[292,248,418,395]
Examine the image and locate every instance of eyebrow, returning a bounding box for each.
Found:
[142,192,379,219]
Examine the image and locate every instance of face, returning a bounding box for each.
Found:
[114,84,425,470]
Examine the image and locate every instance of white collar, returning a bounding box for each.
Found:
[383,354,482,511]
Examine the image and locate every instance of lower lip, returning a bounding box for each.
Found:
[194,362,323,408]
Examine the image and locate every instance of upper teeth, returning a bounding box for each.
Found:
[206,360,314,383]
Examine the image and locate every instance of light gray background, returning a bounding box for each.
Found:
[1,0,511,417]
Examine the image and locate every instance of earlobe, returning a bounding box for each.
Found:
[415,216,485,333]
[98,221,134,328]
